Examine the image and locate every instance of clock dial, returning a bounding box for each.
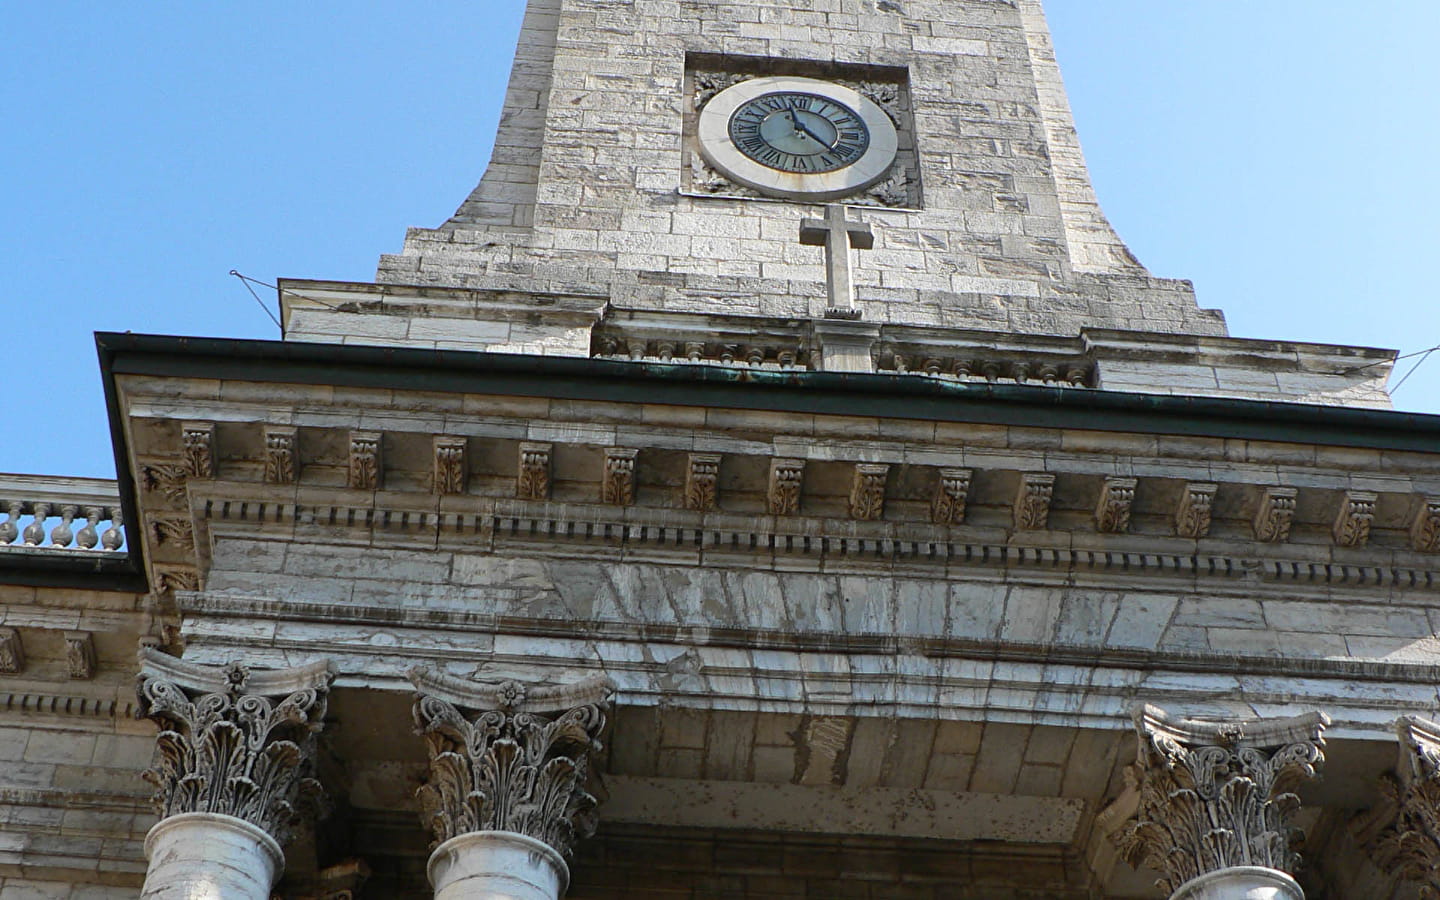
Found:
[728,92,871,174]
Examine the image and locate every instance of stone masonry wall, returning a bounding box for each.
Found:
[376,0,1226,339]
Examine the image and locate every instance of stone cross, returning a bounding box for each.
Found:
[800,204,874,320]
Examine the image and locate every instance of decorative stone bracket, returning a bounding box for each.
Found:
[409,668,615,860]
[1115,704,1329,895]
[1352,715,1440,897]
[135,648,334,846]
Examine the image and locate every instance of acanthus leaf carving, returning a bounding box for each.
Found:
[0,628,24,675]
[1352,716,1440,898]
[517,442,553,501]
[148,514,195,554]
[686,454,721,512]
[1411,497,1440,554]
[1333,490,1378,548]
[347,432,382,491]
[931,468,972,525]
[141,463,190,503]
[264,426,298,485]
[181,422,215,480]
[768,459,805,516]
[136,650,333,847]
[849,464,889,521]
[1014,473,1055,531]
[433,436,468,496]
[1116,704,1328,894]
[410,669,613,860]
[1095,477,1138,534]
[1175,482,1218,539]
[602,448,639,506]
[1254,487,1298,543]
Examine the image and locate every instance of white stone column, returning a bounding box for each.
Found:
[141,812,284,900]
[1116,704,1329,900]
[429,831,569,900]
[1170,866,1304,900]
[410,669,615,900]
[135,649,334,898]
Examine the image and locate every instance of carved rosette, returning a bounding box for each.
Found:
[410,669,614,860]
[602,448,639,506]
[1333,490,1378,548]
[1175,482,1218,539]
[1118,704,1329,894]
[348,432,382,491]
[1095,477,1138,534]
[264,426,298,485]
[768,459,805,516]
[1411,498,1440,553]
[686,454,721,512]
[517,442,553,501]
[931,468,972,525]
[1254,487,1298,543]
[849,464,889,521]
[135,649,334,847]
[1014,473,1055,531]
[433,436,468,496]
[1353,716,1440,897]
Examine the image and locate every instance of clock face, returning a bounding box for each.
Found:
[728,92,871,174]
[696,76,899,202]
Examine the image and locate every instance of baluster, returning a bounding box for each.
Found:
[0,501,19,545]
[49,505,78,548]
[22,503,49,546]
[76,506,102,550]
[101,508,125,551]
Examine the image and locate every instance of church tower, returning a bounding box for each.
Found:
[4,2,1440,899]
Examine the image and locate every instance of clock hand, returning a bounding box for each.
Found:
[796,118,836,150]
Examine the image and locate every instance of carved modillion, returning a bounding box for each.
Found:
[1352,716,1440,897]
[347,432,382,491]
[410,668,614,860]
[686,454,721,512]
[849,464,889,521]
[517,442,552,500]
[602,448,639,506]
[1014,473,1055,531]
[768,459,805,516]
[65,631,95,680]
[1175,482,1218,539]
[1333,490,1378,548]
[1095,477,1138,534]
[1117,704,1328,894]
[264,426,298,485]
[931,468,971,525]
[181,422,215,480]
[1411,497,1440,553]
[141,464,190,502]
[433,436,468,495]
[1254,487,1299,543]
[148,515,195,553]
[0,627,24,674]
[136,649,333,847]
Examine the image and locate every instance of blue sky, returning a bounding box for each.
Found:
[3,2,1437,479]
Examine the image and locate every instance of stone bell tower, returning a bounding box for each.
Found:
[8,1,1440,899]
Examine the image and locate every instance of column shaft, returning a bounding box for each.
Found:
[429,830,569,900]
[141,812,284,900]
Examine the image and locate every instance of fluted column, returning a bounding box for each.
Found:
[410,668,615,900]
[1353,715,1440,896]
[1118,704,1329,900]
[135,648,334,900]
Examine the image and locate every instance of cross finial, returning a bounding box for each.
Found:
[800,204,874,320]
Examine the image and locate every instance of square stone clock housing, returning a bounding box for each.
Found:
[683,53,922,209]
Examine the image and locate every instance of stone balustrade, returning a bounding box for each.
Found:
[0,475,126,552]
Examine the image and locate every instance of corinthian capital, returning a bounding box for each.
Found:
[1353,716,1440,896]
[410,668,615,859]
[1118,704,1329,894]
[135,648,334,846]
